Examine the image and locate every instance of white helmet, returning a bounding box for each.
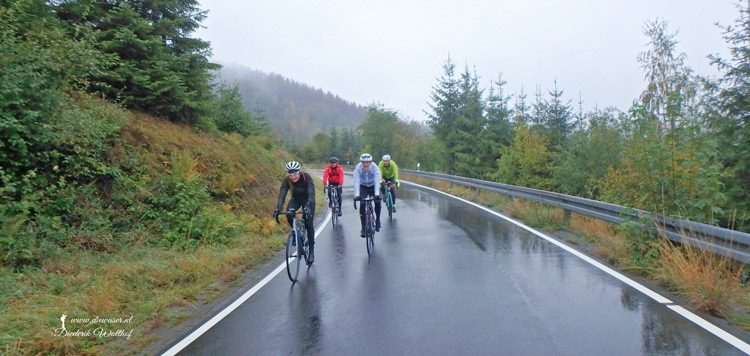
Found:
[360,153,372,162]
[285,161,300,173]
[382,154,391,161]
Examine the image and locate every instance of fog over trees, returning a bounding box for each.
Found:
[216,65,368,143]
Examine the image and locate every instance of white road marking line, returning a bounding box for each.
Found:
[668,305,750,354]
[403,180,750,353]
[160,212,332,356]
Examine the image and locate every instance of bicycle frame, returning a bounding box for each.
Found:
[381,181,396,220]
[326,185,341,209]
[354,196,376,255]
[326,184,341,226]
[276,209,309,282]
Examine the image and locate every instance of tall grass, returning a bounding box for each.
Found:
[655,238,747,318]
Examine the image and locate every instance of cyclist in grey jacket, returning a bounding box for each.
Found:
[353,153,381,236]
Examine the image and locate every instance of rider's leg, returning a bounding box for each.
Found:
[304,202,315,264]
[387,178,397,205]
[336,185,343,215]
[375,196,382,231]
[285,200,301,227]
[358,184,372,236]
[359,202,366,236]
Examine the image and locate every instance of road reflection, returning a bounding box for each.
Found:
[288,274,322,355]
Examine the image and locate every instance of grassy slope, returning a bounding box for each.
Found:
[0,111,307,355]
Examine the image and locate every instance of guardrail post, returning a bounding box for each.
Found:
[563,209,571,227]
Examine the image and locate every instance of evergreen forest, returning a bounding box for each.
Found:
[303,9,750,234]
[217,65,368,144]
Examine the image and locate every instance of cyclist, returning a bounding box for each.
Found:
[322,157,343,216]
[353,153,381,236]
[273,161,316,265]
[378,154,400,212]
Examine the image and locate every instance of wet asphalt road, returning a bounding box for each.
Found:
[176,182,748,356]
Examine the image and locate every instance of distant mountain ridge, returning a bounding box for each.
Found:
[217,65,368,142]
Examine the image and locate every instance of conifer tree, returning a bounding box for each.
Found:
[55,0,219,124]
[478,73,514,177]
[531,85,547,129]
[544,79,573,149]
[707,1,750,229]
[513,85,530,126]
[451,65,485,177]
[427,55,460,172]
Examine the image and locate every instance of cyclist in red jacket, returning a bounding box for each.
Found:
[323,157,344,216]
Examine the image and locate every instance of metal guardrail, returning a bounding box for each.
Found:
[399,169,750,265]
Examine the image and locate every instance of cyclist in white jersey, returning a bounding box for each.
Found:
[353,153,381,236]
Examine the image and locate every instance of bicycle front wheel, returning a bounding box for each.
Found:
[366,214,375,256]
[331,199,338,227]
[387,193,393,220]
[285,230,301,282]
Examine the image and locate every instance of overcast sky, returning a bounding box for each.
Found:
[194,0,741,121]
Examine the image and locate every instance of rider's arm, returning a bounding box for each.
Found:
[353,164,361,197]
[393,161,399,186]
[323,165,330,186]
[373,165,381,197]
[276,178,290,211]
[304,172,315,209]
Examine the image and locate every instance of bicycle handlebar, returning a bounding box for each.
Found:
[380,181,396,189]
[274,209,305,223]
[353,196,377,209]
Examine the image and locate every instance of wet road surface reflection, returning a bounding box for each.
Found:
[177,183,748,355]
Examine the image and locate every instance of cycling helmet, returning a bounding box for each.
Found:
[360,153,372,162]
[382,154,391,161]
[330,157,338,163]
[285,161,300,173]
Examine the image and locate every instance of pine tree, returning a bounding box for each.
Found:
[707,1,750,230]
[451,65,485,177]
[213,83,267,136]
[531,85,547,129]
[427,55,460,172]
[544,79,573,149]
[513,85,530,126]
[478,73,514,177]
[56,0,219,124]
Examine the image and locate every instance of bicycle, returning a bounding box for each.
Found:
[275,209,310,282]
[354,196,376,256]
[325,184,341,227]
[381,180,396,221]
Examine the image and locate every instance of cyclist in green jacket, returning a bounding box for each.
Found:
[378,155,399,211]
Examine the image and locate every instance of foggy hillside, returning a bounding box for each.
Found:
[216,65,368,142]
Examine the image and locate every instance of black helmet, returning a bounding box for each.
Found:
[330,157,338,163]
